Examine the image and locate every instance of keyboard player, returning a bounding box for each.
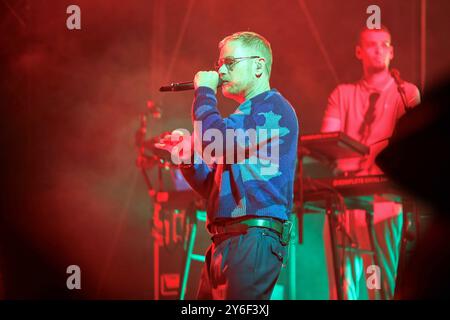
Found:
[320,26,420,299]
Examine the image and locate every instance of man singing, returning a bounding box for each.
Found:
[158,31,299,299]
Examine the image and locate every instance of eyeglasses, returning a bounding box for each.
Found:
[215,56,261,72]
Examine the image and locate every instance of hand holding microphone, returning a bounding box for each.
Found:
[159,71,223,92]
[194,71,221,93]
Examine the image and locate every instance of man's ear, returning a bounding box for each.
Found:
[355,45,362,60]
[255,58,265,78]
[389,46,394,61]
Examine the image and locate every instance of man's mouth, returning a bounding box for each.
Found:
[221,80,231,87]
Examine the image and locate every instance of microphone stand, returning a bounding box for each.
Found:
[135,101,172,300]
[391,70,411,113]
[397,84,410,112]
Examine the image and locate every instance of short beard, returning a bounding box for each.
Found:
[222,82,239,95]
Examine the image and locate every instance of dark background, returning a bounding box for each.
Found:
[1,0,449,299]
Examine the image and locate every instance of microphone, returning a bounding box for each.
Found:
[391,68,411,111]
[159,78,223,92]
[390,68,404,86]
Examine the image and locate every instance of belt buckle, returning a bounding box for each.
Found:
[280,220,292,245]
[211,224,222,235]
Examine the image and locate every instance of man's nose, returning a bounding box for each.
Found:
[374,44,384,54]
[218,63,228,76]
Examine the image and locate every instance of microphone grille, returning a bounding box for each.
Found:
[391,68,400,77]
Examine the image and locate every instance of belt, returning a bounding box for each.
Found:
[210,217,284,236]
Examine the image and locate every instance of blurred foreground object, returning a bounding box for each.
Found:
[377,78,450,299]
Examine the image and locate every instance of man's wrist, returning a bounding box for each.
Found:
[195,86,217,95]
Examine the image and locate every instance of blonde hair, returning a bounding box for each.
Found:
[219,31,273,77]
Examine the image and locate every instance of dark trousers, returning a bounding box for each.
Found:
[197,227,286,300]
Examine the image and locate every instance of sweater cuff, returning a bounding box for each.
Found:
[195,86,216,97]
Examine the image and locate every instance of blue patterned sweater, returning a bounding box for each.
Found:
[180,87,299,229]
